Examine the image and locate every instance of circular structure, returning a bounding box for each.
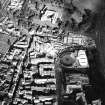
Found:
[60,52,76,66]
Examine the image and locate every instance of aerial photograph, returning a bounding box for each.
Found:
[0,0,105,105]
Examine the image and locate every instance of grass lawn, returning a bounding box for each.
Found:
[0,33,17,54]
